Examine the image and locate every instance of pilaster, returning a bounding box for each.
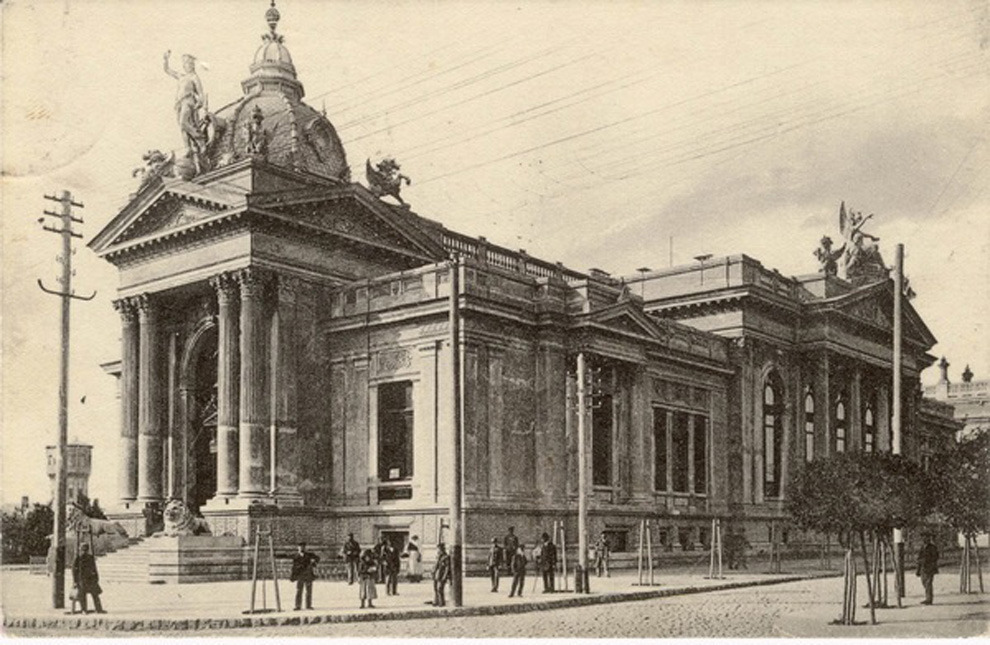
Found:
[211,272,240,500]
[272,275,303,505]
[237,268,272,500]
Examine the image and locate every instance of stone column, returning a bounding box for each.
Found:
[272,275,302,504]
[850,367,863,451]
[113,298,139,505]
[237,268,271,500]
[211,273,240,498]
[137,295,164,502]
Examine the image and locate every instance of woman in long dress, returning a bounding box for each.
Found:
[358,549,378,609]
[404,535,423,582]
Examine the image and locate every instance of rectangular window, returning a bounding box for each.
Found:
[592,392,614,487]
[653,408,668,491]
[693,416,707,495]
[378,381,413,483]
[671,411,690,493]
[603,528,629,552]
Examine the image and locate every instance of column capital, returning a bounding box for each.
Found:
[210,272,240,303]
[135,294,158,322]
[112,297,139,322]
[236,268,273,298]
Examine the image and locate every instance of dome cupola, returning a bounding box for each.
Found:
[243,0,304,101]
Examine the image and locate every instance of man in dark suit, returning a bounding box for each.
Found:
[289,542,320,610]
[508,543,527,598]
[341,533,361,585]
[71,543,105,614]
[383,540,401,595]
[432,543,451,607]
[487,537,504,592]
[538,532,557,593]
[916,535,940,605]
[374,536,389,584]
[503,526,519,563]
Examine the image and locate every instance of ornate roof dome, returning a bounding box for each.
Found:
[206,1,349,181]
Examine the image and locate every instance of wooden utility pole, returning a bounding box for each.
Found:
[892,243,905,597]
[576,352,589,592]
[449,254,464,606]
[38,190,95,609]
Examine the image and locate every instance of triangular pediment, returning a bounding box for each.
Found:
[580,302,663,340]
[89,179,244,255]
[248,184,447,262]
[819,281,937,349]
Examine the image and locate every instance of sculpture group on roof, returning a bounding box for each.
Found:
[366,157,412,208]
[815,202,886,281]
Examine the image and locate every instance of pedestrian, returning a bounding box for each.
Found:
[358,548,378,609]
[71,543,105,614]
[432,542,452,607]
[593,531,611,577]
[915,535,940,605]
[374,535,389,584]
[503,526,520,561]
[403,535,423,582]
[538,532,557,593]
[508,544,527,598]
[487,537,504,592]
[341,532,361,585]
[288,542,320,610]
[384,540,401,595]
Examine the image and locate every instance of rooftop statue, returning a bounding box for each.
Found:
[245,105,270,158]
[366,157,412,208]
[163,51,226,177]
[813,235,844,276]
[839,202,883,277]
[132,150,175,192]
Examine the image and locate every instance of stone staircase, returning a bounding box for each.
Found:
[97,538,151,583]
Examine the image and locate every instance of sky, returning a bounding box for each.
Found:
[2,0,988,507]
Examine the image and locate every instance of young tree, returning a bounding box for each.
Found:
[788,452,929,625]
[929,431,990,593]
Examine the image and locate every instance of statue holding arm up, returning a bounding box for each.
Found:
[163,51,207,171]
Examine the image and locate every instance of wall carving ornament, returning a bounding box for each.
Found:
[374,347,413,376]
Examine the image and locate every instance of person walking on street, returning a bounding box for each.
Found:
[508,544,527,598]
[289,542,320,610]
[403,535,423,582]
[341,533,361,585]
[487,537,504,592]
[593,531,611,577]
[384,540,401,596]
[432,543,452,607]
[538,532,557,593]
[358,549,378,609]
[916,535,940,605]
[71,543,105,614]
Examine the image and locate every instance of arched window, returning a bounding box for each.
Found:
[864,405,875,453]
[804,389,815,462]
[835,396,847,453]
[763,374,783,498]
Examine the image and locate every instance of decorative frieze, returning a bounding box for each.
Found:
[651,377,710,412]
[374,347,413,377]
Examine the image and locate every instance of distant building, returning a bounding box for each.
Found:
[924,358,990,439]
[46,442,93,505]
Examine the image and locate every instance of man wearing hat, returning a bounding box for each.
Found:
[289,542,321,610]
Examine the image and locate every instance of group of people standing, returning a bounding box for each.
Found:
[337,533,424,609]
[485,527,560,597]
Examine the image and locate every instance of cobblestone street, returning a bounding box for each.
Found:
[9,568,986,638]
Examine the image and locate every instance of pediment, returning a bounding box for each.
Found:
[582,303,662,339]
[89,180,243,255]
[115,197,222,244]
[249,185,446,262]
[824,282,936,349]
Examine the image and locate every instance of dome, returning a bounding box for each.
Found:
[205,2,349,181]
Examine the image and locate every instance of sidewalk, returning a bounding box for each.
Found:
[774,572,990,638]
[1,566,834,632]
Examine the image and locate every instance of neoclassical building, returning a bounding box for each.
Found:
[91,4,957,576]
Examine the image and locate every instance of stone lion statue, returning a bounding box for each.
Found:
[153,499,212,537]
[67,504,128,538]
